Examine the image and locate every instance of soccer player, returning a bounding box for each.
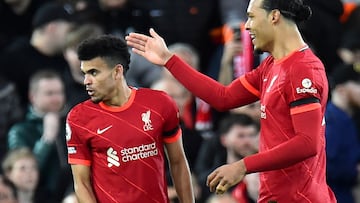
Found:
[65,35,194,203]
[125,0,337,202]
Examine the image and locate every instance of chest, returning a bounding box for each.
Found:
[84,108,164,150]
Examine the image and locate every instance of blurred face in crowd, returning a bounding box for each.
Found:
[50,21,75,54]
[152,79,191,117]
[0,177,17,203]
[6,157,39,193]
[343,81,360,109]
[221,124,258,159]
[99,0,127,9]
[30,77,65,113]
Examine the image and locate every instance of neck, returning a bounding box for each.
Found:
[271,24,306,60]
[104,81,132,107]
[17,190,34,203]
[226,151,241,164]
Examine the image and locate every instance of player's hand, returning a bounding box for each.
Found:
[126,28,173,66]
[206,160,247,194]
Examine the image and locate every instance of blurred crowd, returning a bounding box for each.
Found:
[0,0,360,202]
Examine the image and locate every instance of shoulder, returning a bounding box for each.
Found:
[67,100,94,121]
[136,88,173,102]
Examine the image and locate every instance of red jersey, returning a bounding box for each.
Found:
[66,88,181,203]
[165,47,336,203]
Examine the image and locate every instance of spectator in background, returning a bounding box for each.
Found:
[96,0,151,37]
[299,0,344,73]
[1,147,46,203]
[63,23,105,109]
[0,0,45,52]
[131,0,222,74]
[336,5,360,70]
[195,113,259,203]
[0,1,77,109]
[325,64,360,203]
[0,77,23,165]
[7,70,72,202]
[0,174,17,203]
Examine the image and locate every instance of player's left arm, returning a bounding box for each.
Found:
[244,100,322,172]
[165,138,195,203]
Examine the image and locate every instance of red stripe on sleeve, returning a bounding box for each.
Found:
[68,158,91,166]
[290,103,321,115]
[163,128,182,143]
[239,76,260,97]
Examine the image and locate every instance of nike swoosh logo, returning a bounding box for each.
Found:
[97,125,113,134]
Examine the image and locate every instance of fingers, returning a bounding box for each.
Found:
[215,184,227,195]
[149,28,160,38]
[207,170,230,194]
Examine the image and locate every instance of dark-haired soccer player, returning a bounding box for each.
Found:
[65,35,194,203]
[126,0,337,202]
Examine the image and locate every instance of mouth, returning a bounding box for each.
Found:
[249,33,256,43]
[86,87,95,96]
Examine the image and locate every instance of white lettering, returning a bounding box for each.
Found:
[296,87,318,94]
[120,142,158,163]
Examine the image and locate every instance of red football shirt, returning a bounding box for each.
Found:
[66,88,181,203]
[165,47,336,203]
[242,47,334,202]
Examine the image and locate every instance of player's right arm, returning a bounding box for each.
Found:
[71,164,97,203]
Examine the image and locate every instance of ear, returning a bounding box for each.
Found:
[220,134,228,147]
[114,64,124,79]
[270,9,281,23]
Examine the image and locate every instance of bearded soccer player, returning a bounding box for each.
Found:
[65,35,194,203]
[125,0,337,202]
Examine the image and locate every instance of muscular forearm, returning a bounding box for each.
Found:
[170,160,194,203]
[74,183,97,203]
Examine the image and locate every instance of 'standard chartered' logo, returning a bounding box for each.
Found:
[107,147,120,167]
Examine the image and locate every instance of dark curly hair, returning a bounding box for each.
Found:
[261,0,312,23]
[77,34,131,74]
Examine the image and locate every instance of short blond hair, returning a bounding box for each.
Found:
[2,147,38,173]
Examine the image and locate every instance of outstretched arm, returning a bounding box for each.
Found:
[126,29,258,111]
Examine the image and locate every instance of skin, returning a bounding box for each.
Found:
[125,0,308,196]
[0,176,17,203]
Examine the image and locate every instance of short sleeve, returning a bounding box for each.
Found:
[66,107,92,166]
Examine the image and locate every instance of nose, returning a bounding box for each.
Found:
[245,19,250,31]
[84,74,91,85]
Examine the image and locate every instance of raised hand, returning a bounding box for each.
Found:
[126,28,174,66]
